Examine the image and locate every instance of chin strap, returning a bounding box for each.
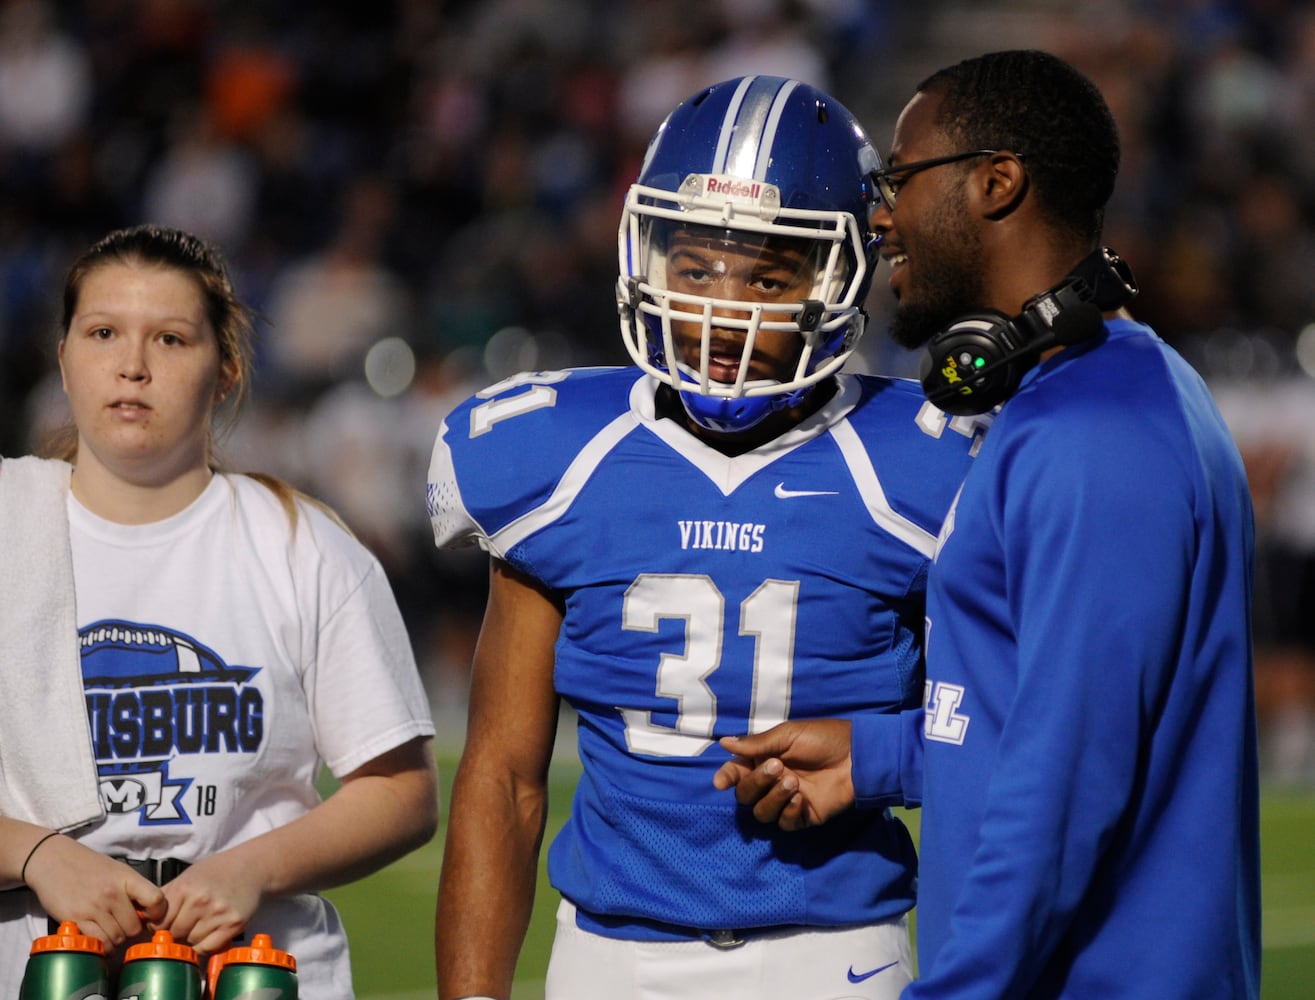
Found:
[677,382,810,434]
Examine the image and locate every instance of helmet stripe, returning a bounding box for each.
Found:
[712,76,799,181]
[711,77,755,173]
[755,79,800,179]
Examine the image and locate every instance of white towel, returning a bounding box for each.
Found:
[0,456,103,831]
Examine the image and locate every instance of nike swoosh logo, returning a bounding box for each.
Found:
[847,960,899,983]
[774,483,840,499]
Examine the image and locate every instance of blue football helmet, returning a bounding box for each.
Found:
[618,75,883,433]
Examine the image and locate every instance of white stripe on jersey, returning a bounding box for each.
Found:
[830,418,940,559]
[491,411,639,554]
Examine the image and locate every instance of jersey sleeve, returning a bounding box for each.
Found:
[426,417,486,552]
[425,367,637,564]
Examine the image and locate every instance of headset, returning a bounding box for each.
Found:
[919,247,1139,415]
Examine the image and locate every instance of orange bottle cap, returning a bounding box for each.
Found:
[222,933,296,971]
[124,929,199,964]
[30,921,106,956]
[206,952,228,989]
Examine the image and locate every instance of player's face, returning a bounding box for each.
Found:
[876,90,989,350]
[662,227,819,385]
[59,262,227,485]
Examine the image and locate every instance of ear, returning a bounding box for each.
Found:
[215,358,240,404]
[974,152,1029,220]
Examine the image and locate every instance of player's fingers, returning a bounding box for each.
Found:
[712,758,748,790]
[723,757,785,805]
[718,733,752,754]
[745,768,800,823]
[775,791,809,832]
[719,729,791,760]
[713,753,779,790]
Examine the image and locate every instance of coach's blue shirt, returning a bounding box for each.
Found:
[900,319,1260,999]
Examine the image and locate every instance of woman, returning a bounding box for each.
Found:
[0,224,438,996]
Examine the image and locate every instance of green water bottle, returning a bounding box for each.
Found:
[209,934,298,1000]
[114,930,201,1000]
[19,921,111,1000]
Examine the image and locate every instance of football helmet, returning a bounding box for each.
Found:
[618,75,883,433]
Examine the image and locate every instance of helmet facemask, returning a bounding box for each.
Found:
[618,173,869,433]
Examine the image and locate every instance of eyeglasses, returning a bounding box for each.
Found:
[871,149,1011,208]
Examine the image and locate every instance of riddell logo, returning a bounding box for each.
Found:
[705,176,761,200]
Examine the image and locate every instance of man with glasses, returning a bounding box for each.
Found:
[870,149,1007,207]
[716,49,1261,1000]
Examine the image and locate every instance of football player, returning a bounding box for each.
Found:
[427,75,989,1000]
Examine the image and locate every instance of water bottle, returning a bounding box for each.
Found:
[19,921,111,1000]
[209,934,298,1000]
[114,930,201,1000]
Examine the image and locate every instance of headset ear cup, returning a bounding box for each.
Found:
[920,311,1026,416]
[918,249,1130,414]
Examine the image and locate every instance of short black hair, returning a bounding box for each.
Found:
[918,49,1119,244]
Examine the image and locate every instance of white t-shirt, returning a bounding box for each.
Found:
[1,473,434,997]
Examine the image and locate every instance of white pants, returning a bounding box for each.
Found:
[545,900,913,1000]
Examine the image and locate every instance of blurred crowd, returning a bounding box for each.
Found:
[2,0,1313,780]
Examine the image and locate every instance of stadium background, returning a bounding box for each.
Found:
[1,0,1312,994]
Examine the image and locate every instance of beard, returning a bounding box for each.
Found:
[889,298,970,350]
[886,188,988,350]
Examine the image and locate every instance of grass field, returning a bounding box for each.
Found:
[325,754,1315,999]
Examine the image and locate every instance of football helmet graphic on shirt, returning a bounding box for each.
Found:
[80,619,261,824]
[617,75,883,433]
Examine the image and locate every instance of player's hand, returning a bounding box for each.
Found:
[713,719,855,831]
[24,835,166,947]
[158,851,261,956]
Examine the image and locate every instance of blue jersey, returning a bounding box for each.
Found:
[910,320,1260,999]
[428,367,986,934]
